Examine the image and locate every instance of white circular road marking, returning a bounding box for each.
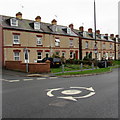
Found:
[61,90,82,95]
[46,87,96,101]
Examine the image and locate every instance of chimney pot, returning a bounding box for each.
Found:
[110,34,114,37]
[51,19,57,25]
[105,34,108,36]
[16,12,22,19]
[96,30,100,34]
[79,26,84,32]
[35,16,41,22]
[88,28,92,33]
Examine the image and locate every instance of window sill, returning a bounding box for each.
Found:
[37,45,43,47]
[13,44,21,46]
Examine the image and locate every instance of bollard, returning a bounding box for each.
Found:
[80,63,83,71]
[105,61,107,68]
[92,63,94,70]
[62,64,64,73]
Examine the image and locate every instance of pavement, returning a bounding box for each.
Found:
[2,67,112,78]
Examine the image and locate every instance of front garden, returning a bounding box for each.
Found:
[51,60,120,75]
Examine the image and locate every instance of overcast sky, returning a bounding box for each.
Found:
[0,0,119,35]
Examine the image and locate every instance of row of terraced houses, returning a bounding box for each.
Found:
[0,12,120,67]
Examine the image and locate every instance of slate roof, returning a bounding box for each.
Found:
[0,15,78,37]
[0,15,119,42]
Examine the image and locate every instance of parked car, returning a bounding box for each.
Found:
[41,57,62,68]
[97,60,108,68]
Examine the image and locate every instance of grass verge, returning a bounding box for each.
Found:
[55,67,112,76]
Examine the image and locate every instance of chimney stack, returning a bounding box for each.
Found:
[105,34,108,36]
[110,34,114,39]
[51,19,57,25]
[88,28,92,33]
[35,16,41,22]
[116,35,119,38]
[69,24,74,29]
[96,30,100,34]
[16,12,22,19]
[79,26,84,32]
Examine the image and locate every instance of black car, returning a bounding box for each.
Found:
[41,57,62,68]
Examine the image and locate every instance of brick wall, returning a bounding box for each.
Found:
[5,60,50,73]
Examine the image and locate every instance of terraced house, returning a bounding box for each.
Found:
[0,12,120,67]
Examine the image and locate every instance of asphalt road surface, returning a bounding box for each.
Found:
[2,68,119,118]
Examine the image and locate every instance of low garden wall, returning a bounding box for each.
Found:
[5,60,50,73]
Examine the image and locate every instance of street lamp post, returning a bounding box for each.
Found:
[94,0,97,67]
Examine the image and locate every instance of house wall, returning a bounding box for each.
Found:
[81,38,116,60]
[3,29,79,65]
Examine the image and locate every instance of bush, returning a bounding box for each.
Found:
[107,60,113,66]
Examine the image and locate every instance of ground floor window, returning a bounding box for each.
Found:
[14,52,20,61]
[70,52,73,59]
[37,52,42,60]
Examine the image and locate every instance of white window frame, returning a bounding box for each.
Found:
[70,40,73,47]
[110,44,112,49]
[70,52,73,58]
[37,52,42,60]
[55,38,60,46]
[34,22,40,30]
[10,18,18,26]
[67,28,71,34]
[13,35,20,44]
[103,43,106,49]
[37,37,42,45]
[106,53,108,60]
[85,41,89,49]
[14,52,20,61]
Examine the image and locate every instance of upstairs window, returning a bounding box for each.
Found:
[34,22,40,30]
[10,18,18,26]
[55,38,60,47]
[37,37,42,45]
[13,34,20,44]
[70,39,73,47]
[102,43,106,49]
[110,44,113,49]
[86,41,89,48]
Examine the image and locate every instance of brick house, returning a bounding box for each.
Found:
[0,12,120,67]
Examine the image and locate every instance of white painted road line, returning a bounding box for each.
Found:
[8,80,20,82]
[23,79,33,81]
[37,78,46,80]
[49,77,58,79]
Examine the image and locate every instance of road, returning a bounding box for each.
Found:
[2,68,118,118]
